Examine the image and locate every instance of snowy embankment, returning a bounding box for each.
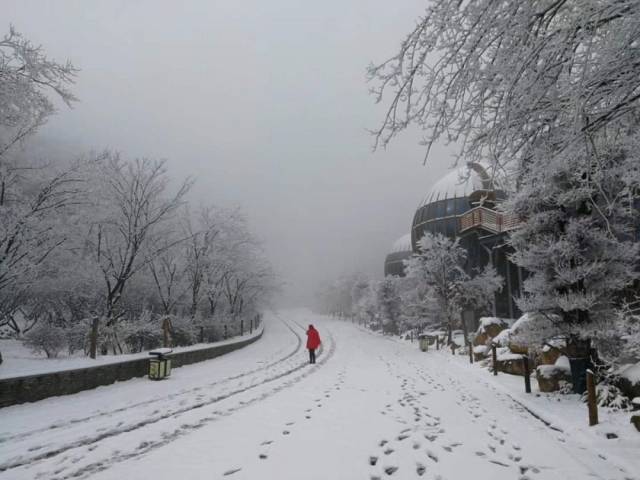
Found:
[1,311,638,480]
[0,325,263,381]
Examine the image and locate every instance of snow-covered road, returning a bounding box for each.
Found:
[0,310,637,480]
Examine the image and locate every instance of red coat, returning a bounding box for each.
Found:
[306,327,321,350]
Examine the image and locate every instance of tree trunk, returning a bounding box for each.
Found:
[89,317,99,359]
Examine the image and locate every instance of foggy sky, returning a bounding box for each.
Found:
[5,0,457,305]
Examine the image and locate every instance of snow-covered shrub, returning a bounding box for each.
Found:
[65,321,89,355]
[122,312,163,353]
[376,277,401,335]
[23,322,66,358]
[558,381,573,395]
[170,316,197,346]
[580,381,631,411]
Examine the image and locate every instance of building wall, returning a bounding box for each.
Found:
[411,197,471,251]
[384,251,412,277]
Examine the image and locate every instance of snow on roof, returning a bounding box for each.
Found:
[389,233,412,254]
[419,163,493,207]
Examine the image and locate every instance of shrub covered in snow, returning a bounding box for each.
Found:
[584,384,632,411]
[23,322,66,358]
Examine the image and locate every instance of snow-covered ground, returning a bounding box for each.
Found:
[0,309,638,480]
[0,327,263,380]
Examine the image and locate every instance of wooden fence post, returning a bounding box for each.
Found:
[587,370,599,426]
[240,319,244,336]
[224,324,228,340]
[523,356,531,393]
[492,344,498,376]
[436,336,440,350]
[199,326,204,343]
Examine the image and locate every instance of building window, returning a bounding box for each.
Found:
[425,203,435,221]
[456,197,469,215]
[445,218,457,237]
[445,198,456,216]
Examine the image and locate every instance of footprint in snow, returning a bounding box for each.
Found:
[223,468,242,476]
[426,450,439,463]
[259,454,268,460]
[384,466,398,475]
[416,463,426,476]
[260,440,273,445]
[369,456,378,466]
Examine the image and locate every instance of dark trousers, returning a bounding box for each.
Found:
[309,348,316,364]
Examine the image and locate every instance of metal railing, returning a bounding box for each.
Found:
[459,207,520,234]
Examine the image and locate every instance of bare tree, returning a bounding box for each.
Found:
[0,26,77,161]
[85,153,191,355]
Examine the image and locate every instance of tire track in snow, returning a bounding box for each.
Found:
[0,317,303,473]
[45,328,337,480]
[0,316,298,447]
[1,323,335,479]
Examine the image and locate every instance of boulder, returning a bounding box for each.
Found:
[473,345,489,361]
[536,364,572,392]
[539,345,562,365]
[508,341,529,355]
[618,363,640,400]
[474,317,509,346]
[631,414,640,432]
[495,350,526,376]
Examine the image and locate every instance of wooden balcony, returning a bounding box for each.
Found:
[459,207,519,234]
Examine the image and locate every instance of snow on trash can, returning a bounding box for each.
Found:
[149,348,173,380]
[419,335,429,352]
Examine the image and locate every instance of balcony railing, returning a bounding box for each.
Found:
[459,207,520,234]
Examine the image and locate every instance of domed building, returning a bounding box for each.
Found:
[411,163,523,326]
[384,233,412,277]
[411,163,499,247]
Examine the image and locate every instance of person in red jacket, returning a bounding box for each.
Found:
[306,324,321,364]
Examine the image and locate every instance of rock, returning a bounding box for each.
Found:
[474,317,509,346]
[618,363,640,400]
[630,414,640,432]
[495,356,526,376]
[605,433,618,439]
[536,365,573,392]
[508,341,529,355]
[539,346,562,365]
[473,345,488,361]
[632,398,640,411]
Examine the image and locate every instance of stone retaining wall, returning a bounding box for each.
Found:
[0,329,263,408]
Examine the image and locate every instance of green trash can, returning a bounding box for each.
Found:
[419,335,429,352]
[149,348,173,380]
